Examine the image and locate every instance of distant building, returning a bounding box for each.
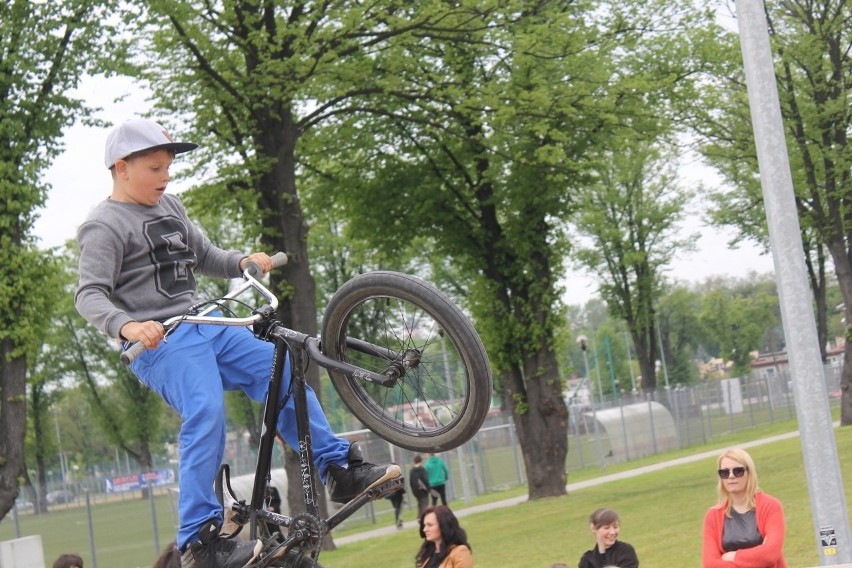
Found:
[564,375,591,407]
[698,357,734,380]
[749,337,845,381]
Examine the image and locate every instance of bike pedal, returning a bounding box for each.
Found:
[368,476,406,500]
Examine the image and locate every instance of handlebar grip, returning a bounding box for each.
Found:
[270,251,288,268]
[245,252,289,278]
[120,341,147,366]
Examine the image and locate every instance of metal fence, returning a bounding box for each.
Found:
[4,366,841,544]
[327,365,840,530]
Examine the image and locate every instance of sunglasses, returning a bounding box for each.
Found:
[717,467,748,479]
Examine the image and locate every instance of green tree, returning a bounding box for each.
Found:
[25,261,71,514]
[51,250,168,480]
[0,0,114,519]
[657,286,706,385]
[698,0,852,421]
[574,142,698,391]
[120,0,492,521]
[304,0,720,496]
[698,276,779,375]
[302,1,599,498]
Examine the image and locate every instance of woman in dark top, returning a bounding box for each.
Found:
[578,508,639,568]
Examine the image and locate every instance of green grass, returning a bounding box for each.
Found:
[323,421,851,567]
[2,491,181,567]
[2,416,847,567]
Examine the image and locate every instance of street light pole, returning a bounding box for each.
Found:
[737,0,852,561]
[624,330,638,394]
[54,410,67,487]
[655,316,670,389]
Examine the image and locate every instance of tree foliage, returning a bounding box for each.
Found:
[0,0,116,519]
[574,142,698,391]
[299,0,723,496]
[119,0,502,521]
[299,1,604,498]
[697,0,852,421]
[697,275,780,374]
[47,250,170,474]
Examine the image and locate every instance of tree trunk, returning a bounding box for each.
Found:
[803,243,828,361]
[504,349,568,498]
[824,238,852,425]
[254,111,334,544]
[36,452,48,514]
[630,324,657,391]
[0,339,27,519]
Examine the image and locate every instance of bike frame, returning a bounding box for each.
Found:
[125,266,405,562]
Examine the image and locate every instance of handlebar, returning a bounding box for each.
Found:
[120,252,288,366]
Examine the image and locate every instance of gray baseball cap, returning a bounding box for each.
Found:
[104,118,197,168]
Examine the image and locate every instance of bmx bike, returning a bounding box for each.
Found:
[121,253,492,566]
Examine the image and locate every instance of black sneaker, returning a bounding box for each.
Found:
[326,442,402,504]
[181,519,262,568]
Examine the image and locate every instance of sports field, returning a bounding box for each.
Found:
[2,417,849,567]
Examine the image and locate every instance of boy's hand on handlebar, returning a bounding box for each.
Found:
[240,252,274,274]
[121,321,165,349]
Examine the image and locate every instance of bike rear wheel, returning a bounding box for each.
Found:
[321,271,493,452]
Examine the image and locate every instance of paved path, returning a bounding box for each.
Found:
[335,430,802,546]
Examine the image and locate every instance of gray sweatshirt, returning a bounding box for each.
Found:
[75,193,244,339]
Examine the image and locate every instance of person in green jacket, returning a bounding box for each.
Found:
[425,452,450,506]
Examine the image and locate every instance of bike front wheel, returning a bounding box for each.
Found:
[321,271,493,452]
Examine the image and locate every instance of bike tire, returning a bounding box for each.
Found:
[321,271,493,452]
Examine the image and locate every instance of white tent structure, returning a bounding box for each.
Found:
[585,402,678,462]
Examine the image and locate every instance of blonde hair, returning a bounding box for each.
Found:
[716,448,760,516]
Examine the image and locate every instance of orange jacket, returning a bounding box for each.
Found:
[702,492,787,568]
[418,544,473,568]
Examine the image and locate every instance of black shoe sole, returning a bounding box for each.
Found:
[330,464,402,504]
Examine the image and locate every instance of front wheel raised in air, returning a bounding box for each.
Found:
[321,271,493,452]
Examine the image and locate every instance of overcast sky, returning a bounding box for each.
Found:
[35,75,776,305]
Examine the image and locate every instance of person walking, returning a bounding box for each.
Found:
[425,452,450,506]
[409,454,431,519]
[702,448,787,567]
[387,486,405,529]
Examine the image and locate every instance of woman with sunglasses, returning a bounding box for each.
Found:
[702,448,788,567]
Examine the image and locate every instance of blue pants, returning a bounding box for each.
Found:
[130,322,349,550]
